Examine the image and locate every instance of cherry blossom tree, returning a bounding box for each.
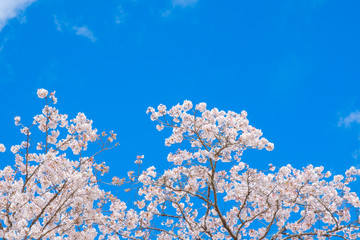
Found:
[106,101,360,240]
[1,89,360,240]
[0,89,118,239]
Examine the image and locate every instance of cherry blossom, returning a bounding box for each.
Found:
[0,144,5,152]
[1,92,360,240]
[36,88,48,99]
[105,101,360,240]
[0,89,118,240]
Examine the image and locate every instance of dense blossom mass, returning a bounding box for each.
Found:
[0,89,117,239]
[0,90,360,239]
[104,101,360,239]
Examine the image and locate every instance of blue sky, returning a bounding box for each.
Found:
[0,0,360,190]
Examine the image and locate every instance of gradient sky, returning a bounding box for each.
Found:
[0,0,360,192]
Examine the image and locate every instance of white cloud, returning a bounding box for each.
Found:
[54,15,63,32]
[115,6,126,24]
[54,16,96,42]
[353,149,360,160]
[339,110,360,159]
[339,111,360,127]
[0,0,36,31]
[162,0,198,17]
[161,10,172,18]
[172,0,198,7]
[72,26,96,42]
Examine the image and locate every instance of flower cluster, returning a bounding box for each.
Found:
[0,89,118,239]
[109,163,360,239]
[1,92,360,240]
[0,144,5,152]
[147,100,274,165]
[104,101,360,240]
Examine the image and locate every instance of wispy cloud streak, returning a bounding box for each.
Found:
[339,111,360,127]
[72,26,96,42]
[339,110,360,159]
[172,0,198,7]
[53,16,96,42]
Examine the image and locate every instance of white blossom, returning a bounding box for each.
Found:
[36,88,48,98]
[0,143,5,152]
[0,92,360,240]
